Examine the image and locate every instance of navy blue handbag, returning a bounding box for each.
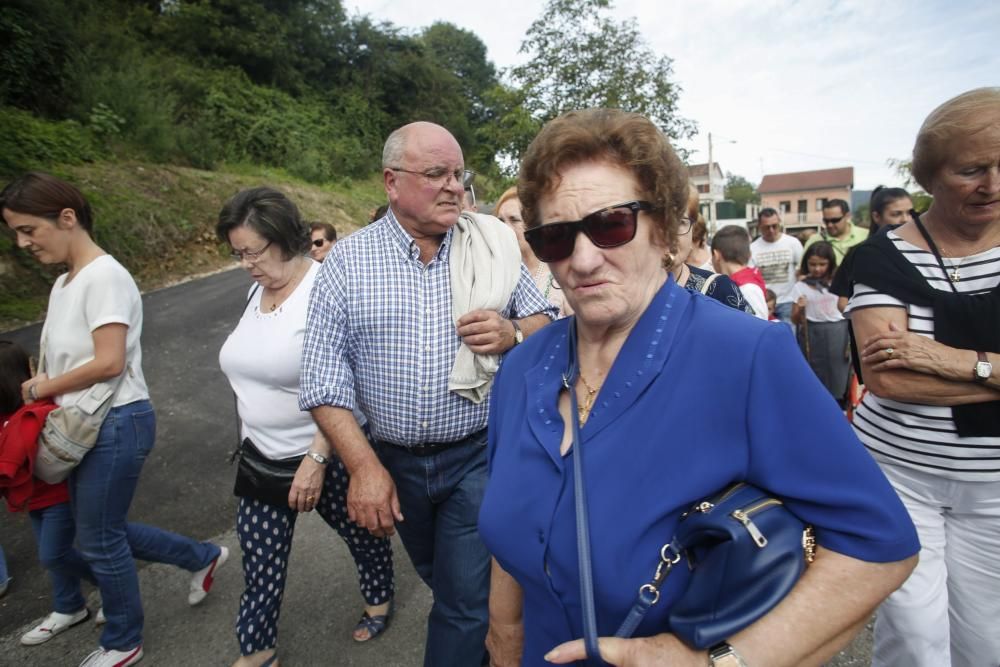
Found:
[566,321,815,664]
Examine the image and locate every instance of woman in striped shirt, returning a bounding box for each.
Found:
[846,87,1000,667]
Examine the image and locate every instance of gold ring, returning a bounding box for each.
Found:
[306,495,316,502]
[885,347,894,357]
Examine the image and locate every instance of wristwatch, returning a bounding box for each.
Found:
[511,319,524,346]
[708,641,748,667]
[306,450,329,465]
[974,351,993,383]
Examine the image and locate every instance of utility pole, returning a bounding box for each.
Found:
[707,132,716,235]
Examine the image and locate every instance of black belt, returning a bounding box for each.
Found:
[376,429,486,457]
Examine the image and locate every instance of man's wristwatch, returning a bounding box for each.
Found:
[974,351,992,383]
[306,450,329,465]
[708,641,748,667]
[511,319,524,346]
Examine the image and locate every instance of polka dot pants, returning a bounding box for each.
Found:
[235,457,394,655]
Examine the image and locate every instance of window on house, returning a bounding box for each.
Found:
[779,201,791,214]
[816,198,827,211]
[797,200,807,213]
[697,184,709,194]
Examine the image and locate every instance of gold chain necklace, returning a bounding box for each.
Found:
[577,372,602,425]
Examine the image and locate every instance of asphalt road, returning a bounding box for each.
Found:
[0,267,874,665]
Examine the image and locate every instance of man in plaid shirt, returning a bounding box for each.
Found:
[300,121,556,665]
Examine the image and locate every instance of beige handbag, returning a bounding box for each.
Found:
[33,340,128,484]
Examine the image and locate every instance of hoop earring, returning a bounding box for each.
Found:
[661,252,675,270]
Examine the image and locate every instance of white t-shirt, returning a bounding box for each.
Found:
[750,234,803,304]
[789,281,844,322]
[41,255,149,408]
[737,283,769,321]
[219,262,321,460]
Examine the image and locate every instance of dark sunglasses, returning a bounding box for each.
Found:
[312,238,327,247]
[822,215,845,225]
[523,201,651,262]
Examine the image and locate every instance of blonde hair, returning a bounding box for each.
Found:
[912,87,1000,190]
[495,186,519,215]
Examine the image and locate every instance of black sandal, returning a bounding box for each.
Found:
[352,601,393,642]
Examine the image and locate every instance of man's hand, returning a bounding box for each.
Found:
[486,620,524,667]
[289,457,325,513]
[544,633,705,666]
[347,460,403,537]
[457,309,515,354]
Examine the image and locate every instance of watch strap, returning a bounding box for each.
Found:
[511,318,524,345]
[708,641,748,667]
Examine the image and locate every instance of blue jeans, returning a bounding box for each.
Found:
[69,400,219,650]
[0,544,9,591]
[30,503,94,613]
[30,501,217,617]
[376,430,490,667]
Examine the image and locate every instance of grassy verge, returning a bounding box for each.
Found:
[0,161,386,331]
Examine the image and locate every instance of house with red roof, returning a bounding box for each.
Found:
[758,167,854,232]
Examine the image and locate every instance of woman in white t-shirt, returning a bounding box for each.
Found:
[2,173,226,667]
[790,240,850,405]
[217,188,394,667]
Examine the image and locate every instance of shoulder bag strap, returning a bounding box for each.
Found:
[230,284,261,461]
[700,272,720,295]
[566,319,611,666]
[912,212,959,294]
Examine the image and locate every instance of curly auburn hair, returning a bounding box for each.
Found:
[517,109,689,250]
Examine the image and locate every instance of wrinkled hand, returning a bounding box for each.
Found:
[347,461,403,538]
[288,457,325,513]
[457,309,515,354]
[544,634,704,666]
[862,321,958,377]
[21,373,48,405]
[486,621,524,667]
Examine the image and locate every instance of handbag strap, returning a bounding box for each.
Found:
[699,272,720,295]
[230,284,261,461]
[566,319,611,666]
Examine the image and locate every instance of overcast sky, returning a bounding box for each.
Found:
[347,0,999,190]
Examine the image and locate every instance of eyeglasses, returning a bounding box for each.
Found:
[678,217,693,235]
[523,201,652,262]
[312,238,327,248]
[230,241,272,262]
[389,166,474,189]
[822,215,846,225]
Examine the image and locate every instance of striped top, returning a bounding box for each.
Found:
[846,230,1000,480]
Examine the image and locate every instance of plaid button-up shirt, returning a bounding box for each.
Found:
[299,210,557,446]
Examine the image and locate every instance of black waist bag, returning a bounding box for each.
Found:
[233,437,303,508]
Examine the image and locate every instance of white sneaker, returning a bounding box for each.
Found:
[78,645,143,667]
[188,545,228,606]
[21,608,90,646]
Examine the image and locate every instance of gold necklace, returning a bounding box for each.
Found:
[577,372,602,425]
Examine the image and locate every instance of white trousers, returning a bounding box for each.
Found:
[871,460,1000,667]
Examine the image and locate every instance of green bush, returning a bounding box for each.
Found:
[0,106,99,177]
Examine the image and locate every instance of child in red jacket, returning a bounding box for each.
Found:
[1,340,96,644]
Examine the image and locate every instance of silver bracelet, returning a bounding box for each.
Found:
[28,383,39,401]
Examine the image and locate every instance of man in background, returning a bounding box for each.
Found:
[750,208,803,324]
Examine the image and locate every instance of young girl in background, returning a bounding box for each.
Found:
[790,242,851,406]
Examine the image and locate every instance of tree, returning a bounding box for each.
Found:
[491,0,695,172]
[724,172,760,212]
